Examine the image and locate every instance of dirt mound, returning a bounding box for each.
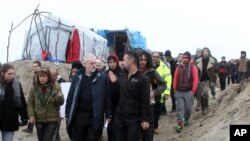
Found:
[170,81,250,141]
[11,60,71,96]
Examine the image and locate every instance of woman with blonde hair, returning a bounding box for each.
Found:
[27,67,64,141]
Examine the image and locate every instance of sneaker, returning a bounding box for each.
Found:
[154,128,160,134]
[184,121,189,126]
[175,126,183,133]
[21,128,33,133]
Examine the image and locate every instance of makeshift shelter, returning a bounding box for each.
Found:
[22,14,108,63]
[95,29,147,60]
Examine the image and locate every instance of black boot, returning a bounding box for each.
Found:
[22,122,34,133]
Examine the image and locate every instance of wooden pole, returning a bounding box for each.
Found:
[6,22,13,62]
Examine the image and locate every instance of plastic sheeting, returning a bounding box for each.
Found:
[96,29,147,49]
[22,14,108,62]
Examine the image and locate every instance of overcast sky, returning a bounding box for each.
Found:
[1,0,250,63]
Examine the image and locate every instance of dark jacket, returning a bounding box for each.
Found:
[0,80,28,131]
[105,67,124,114]
[169,59,178,78]
[57,76,66,84]
[65,68,111,138]
[143,68,166,104]
[116,71,150,122]
[169,59,178,93]
[218,61,231,75]
[229,62,238,76]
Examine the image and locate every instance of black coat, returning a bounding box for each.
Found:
[116,71,150,122]
[0,81,28,131]
[229,63,238,76]
[105,67,124,114]
[65,68,112,139]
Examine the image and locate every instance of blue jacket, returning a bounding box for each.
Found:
[65,68,111,138]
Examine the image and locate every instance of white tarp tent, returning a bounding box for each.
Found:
[22,14,108,63]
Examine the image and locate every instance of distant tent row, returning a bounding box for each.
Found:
[22,14,108,63]
[95,29,147,60]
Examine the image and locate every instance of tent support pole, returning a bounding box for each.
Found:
[6,23,13,62]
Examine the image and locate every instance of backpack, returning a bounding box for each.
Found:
[219,67,225,73]
[219,62,227,73]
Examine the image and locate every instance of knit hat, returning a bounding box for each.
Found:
[241,51,246,55]
[183,51,192,60]
[108,54,119,66]
[164,50,172,57]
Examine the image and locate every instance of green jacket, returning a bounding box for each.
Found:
[27,82,64,122]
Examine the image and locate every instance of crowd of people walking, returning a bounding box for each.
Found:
[0,47,250,141]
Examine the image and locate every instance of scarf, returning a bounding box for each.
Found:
[35,84,53,107]
[0,79,22,107]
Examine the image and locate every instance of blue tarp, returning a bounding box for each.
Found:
[95,29,147,49]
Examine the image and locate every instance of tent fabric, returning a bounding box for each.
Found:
[128,31,147,49]
[95,29,147,49]
[66,28,80,63]
[22,14,108,63]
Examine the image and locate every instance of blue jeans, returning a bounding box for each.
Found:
[1,131,14,141]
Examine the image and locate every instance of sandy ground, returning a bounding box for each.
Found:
[9,61,250,141]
